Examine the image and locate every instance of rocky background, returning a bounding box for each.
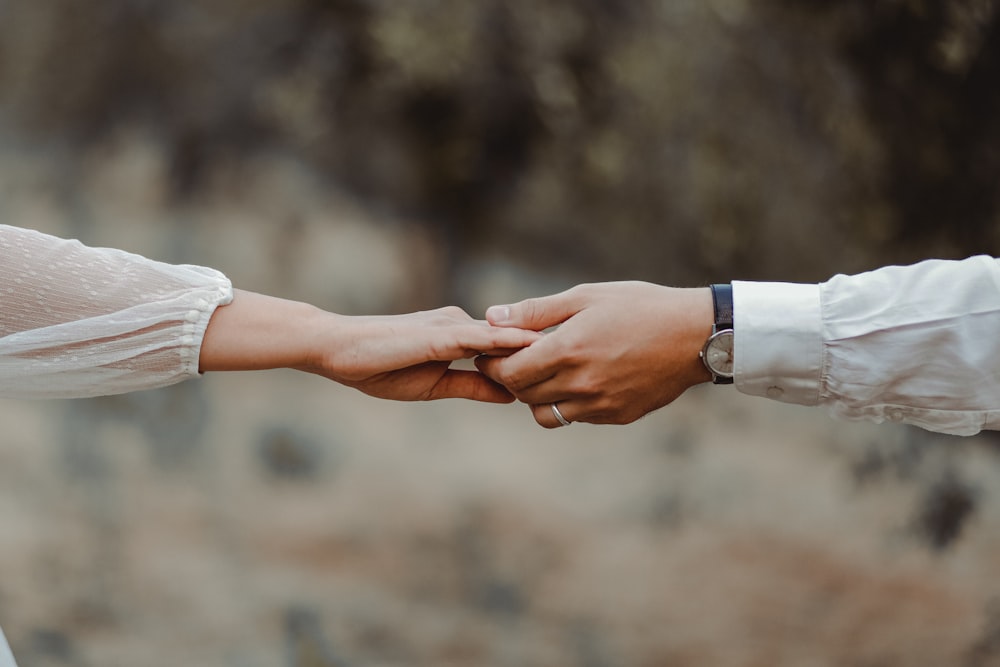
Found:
[0,1,999,665]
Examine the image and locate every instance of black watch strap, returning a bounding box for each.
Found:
[707,283,734,385]
[710,283,733,330]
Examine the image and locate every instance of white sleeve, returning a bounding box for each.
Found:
[0,627,16,667]
[733,256,1000,436]
[0,225,233,399]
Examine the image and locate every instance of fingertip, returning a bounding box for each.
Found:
[465,390,516,404]
[474,350,498,366]
[473,354,504,383]
[486,305,511,325]
[491,391,517,405]
[474,385,518,404]
[474,374,518,403]
[489,291,579,332]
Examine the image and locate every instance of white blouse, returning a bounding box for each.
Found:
[735,255,1000,435]
[0,225,233,399]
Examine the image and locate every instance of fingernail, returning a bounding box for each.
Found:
[486,305,511,324]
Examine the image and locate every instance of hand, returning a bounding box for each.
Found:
[200,290,542,403]
[475,282,714,426]
[312,307,542,402]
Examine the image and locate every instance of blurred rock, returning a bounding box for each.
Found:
[285,606,349,667]
[257,425,327,481]
[913,470,978,551]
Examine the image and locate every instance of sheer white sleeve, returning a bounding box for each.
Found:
[0,225,233,398]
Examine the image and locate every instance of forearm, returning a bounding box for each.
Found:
[0,226,540,404]
[200,290,546,402]
[735,256,1000,435]
[199,289,336,373]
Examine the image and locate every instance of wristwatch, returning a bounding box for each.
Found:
[700,283,734,384]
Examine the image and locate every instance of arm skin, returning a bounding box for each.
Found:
[475,282,715,426]
[200,289,542,403]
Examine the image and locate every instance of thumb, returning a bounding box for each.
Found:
[486,289,582,331]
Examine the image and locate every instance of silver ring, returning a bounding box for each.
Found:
[551,403,571,427]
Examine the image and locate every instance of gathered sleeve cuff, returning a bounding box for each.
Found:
[0,225,233,399]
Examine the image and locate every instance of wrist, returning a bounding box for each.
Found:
[687,287,716,385]
[201,289,333,373]
[656,286,714,389]
[700,283,735,384]
[291,307,362,380]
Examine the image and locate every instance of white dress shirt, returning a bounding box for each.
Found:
[734,255,1000,435]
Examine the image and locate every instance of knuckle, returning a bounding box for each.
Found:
[495,367,523,392]
[561,331,592,361]
[519,298,542,325]
[441,305,468,319]
[570,282,599,300]
[568,368,602,397]
[507,376,530,394]
[590,394,615,415]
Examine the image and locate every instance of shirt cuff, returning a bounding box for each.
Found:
[733,280,823,406]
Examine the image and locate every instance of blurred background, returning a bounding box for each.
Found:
[1,0,999,665]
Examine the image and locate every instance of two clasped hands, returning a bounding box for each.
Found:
[8,222,999,437]
[200,282,714,429]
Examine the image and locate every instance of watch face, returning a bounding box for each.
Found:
[704,330,734,377]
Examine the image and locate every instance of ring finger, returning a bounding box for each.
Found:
[531,401,578,429]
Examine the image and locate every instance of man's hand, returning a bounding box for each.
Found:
[475,282,715,426]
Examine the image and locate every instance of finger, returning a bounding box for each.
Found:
[486,287,585,332]
[474,349,557,394]
[447,326,543,360]
[425,369,517,403]
[476,348,520,358]
[530,399,624,427]
[474,353,579,404]
[500,378,576,406]
[474,354,505,384]
[529,401,579,429]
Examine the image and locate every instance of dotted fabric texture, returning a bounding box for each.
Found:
[0,225,233,398]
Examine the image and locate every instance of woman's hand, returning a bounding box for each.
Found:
[200,290,541,402]
[306,307,543,402]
